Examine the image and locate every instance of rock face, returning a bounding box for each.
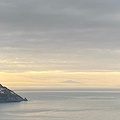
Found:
[0,84,27,103]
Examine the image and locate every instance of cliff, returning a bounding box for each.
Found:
[0,84,27,102]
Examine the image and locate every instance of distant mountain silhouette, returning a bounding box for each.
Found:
[0,84,27,103]
[62,80,80,83]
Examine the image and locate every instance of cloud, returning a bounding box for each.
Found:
[0,0,120,72]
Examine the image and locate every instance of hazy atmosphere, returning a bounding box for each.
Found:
[0,0,120,89]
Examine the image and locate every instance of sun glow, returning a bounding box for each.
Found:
[0,71,120,89]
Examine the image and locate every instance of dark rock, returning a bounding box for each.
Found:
[0,84,28,103]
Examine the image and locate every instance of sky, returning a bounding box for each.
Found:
[0,0,120,89]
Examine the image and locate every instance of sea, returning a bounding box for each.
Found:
[1,89,120,120]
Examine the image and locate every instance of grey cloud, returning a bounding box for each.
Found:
[0,0,120,72]
[0,0,120,30]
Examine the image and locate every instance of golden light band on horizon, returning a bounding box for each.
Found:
[0,71,120,89]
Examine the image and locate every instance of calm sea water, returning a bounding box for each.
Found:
[1,90,120,120]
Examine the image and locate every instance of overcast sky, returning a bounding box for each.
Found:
[1,0,120,88]
[1,0,120,72]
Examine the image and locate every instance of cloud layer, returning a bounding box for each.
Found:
[0,0,120,72]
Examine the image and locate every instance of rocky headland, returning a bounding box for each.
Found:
[0,84,27,103]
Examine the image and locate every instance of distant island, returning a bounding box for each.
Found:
[0,84,27,103]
